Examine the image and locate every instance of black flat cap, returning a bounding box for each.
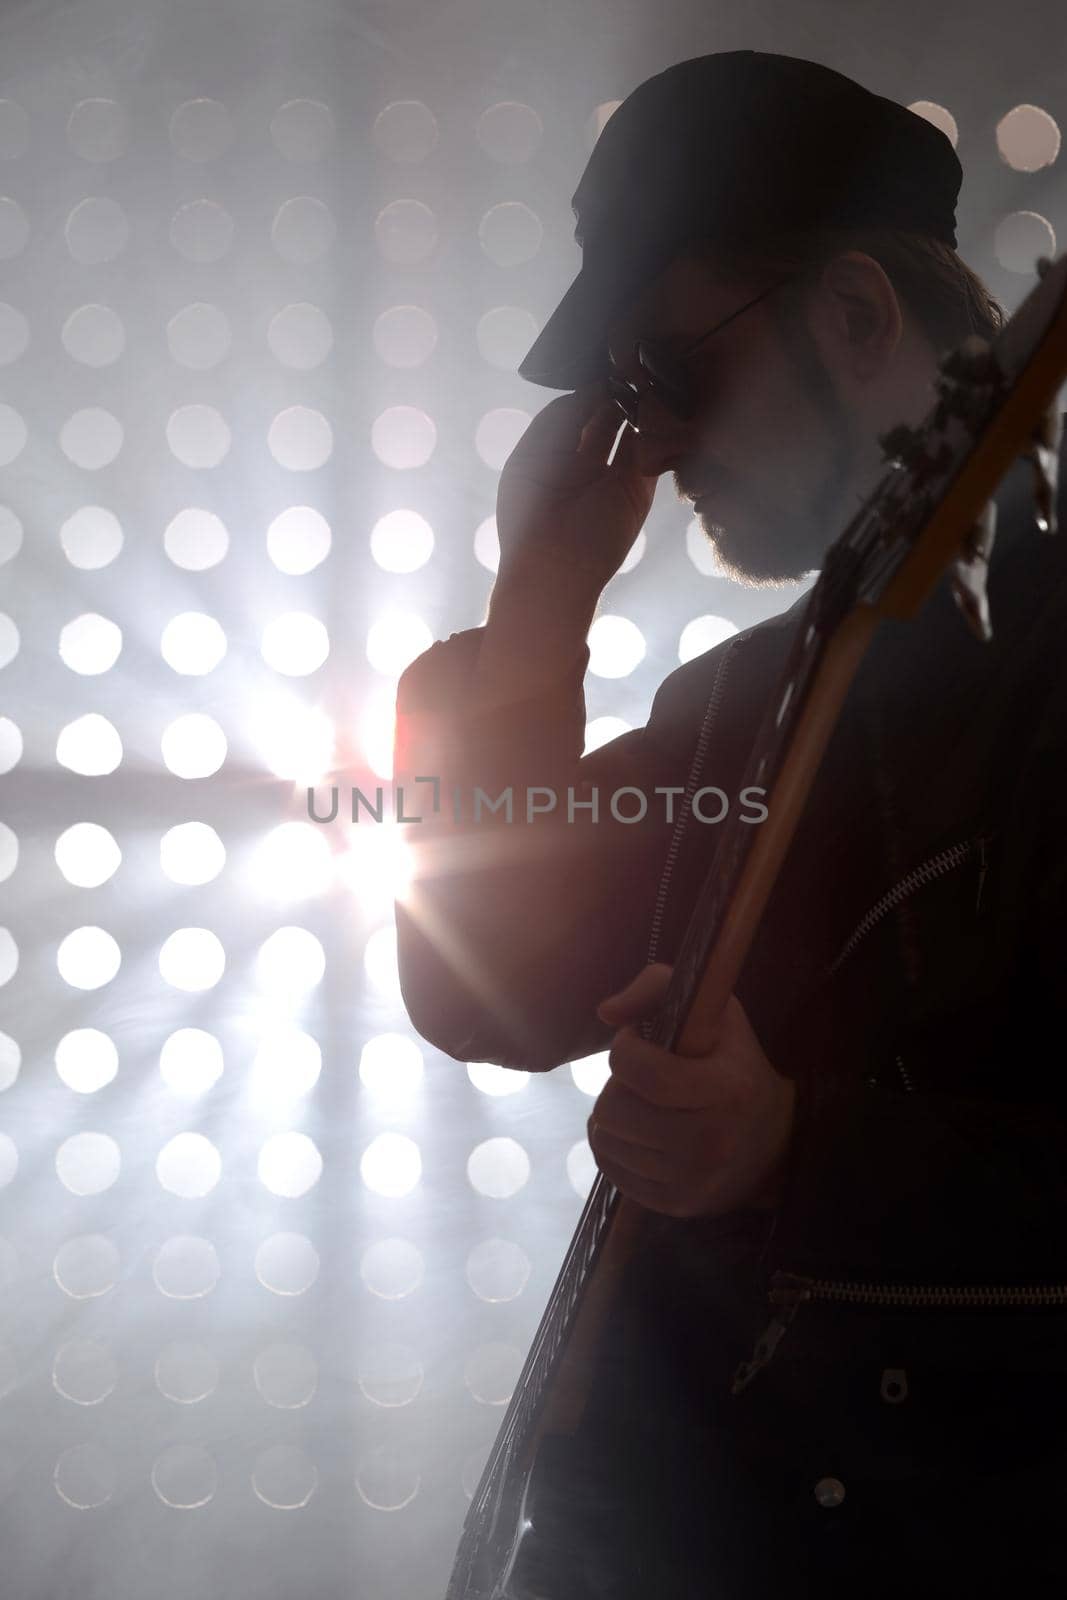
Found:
[517,51,963,390]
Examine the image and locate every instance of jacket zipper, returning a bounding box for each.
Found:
[732,1270,1067,1394]
[645,636,740,967]
[824,830,993,981]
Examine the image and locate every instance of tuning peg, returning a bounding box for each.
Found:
[950,500,997,643]
[1023,405,1062,533]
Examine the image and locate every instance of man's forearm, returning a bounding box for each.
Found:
[472,547,604,712]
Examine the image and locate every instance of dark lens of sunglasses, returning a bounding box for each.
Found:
[606,376,640,426]
[638,344,692,418]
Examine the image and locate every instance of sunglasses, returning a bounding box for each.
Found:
[605,275,795,431]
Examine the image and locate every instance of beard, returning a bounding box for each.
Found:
[690,306,861,587]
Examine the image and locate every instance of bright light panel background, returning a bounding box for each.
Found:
[0,0,1062,1594]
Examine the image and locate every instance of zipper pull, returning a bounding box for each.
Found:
[975,836,988,914]
[730,1272,812,1394]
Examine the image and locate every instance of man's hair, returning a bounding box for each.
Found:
[689,227,1004,356]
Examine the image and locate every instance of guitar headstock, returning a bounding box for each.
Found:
[812,253,1067,644]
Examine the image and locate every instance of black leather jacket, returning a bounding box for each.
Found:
[394,441,1067,1364]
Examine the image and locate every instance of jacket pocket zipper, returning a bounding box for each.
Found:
[825,831,995,982]
[731,1269,1067,1393]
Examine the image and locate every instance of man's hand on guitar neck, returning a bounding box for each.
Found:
[590,962,796,1219]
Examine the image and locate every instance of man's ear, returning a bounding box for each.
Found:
[815,250,904,377]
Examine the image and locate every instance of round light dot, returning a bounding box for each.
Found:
[475,102,543,164]
[360,1237,424,1299]
[65,197,127,263]
[994,210,1056,275]
[360,1132,421,1198]
[566,1049,607,1100]
[587,614,646,678]
[54,1445,116,1510]
[166,302,231,369]
[160,612,227,674]
[155,1343,219,1404]
[59,612,122,674]
[61,303,124,366]
[365,610,432,676]
[267,505,330,574]
[0,507,23,563]
[161,713,227,779]
[158,928,226,991]
[373,199,438,265]
[908,101,959,148]
[151,1445,218,1509]
[257,1132,323,1198]
[478,202,543,268]
[465,1238,531,1302]
[253,1343,318,1409]
[255,1232,320,1296]
[67,99,128,162]
[253,698,334,784]
[0,303,29,364]
[56,926,120,990]
[467,1136,530,1199]
[160,822,225,885]
[0,614,17,667]
[55,823,121,887]
[267,302,333,369]
[164,507,228,570]
[268,405,333,470]
[60,505,123,568]
[156,1133,222,1198]
[168,98,233,162]
[166,403,230,468]
[566,1135,598,1198]
[0,931,15,987]
[271,196,336,263]
[53,1339,117,1404]
[170,199,234,262]
[271,99,335,162]
[357,1343,423,1407]
[55,1030,118,1094]
[252,1445,318,1510]
[357,683,398,780]
[0,823,15,884]
[464,1341,524,1405]
[996,104,1060,172]
[0,404,26,464]
[0,197,29,259]
[59,407,123,470]
[583,716,631,754]
[370,509,434,572]
[362,923,401,998]
[255,926,325,996]
[153,1236,221,1299]
[678,614,739,663]
[159,1029,224,1097]
[338,819,414,913]
[261,612,329,675]
[467,1060,529,1097]
[56,1132,120,1195]
[0,101,29,160]
[355,1446,420,1511]
[371,405,436,469]
[53,1234,120,1299]
[56,714,122,775]
[475,407,530,470]
[0,1032,19,1092]
[476,306,540,371]
[358,1034,423,1097]
[373,304,437,367]
[473,515,499,572]
[372,100,438,163]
